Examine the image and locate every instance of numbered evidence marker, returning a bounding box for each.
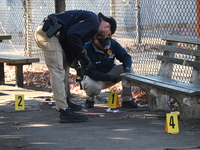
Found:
[165,112,179,134]
[108,92,120,108]
[15,95,25,110]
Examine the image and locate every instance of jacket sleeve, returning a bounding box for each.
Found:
[113,40,132,70]
[86,63,110,81]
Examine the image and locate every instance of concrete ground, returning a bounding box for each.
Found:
[0,83,200,150]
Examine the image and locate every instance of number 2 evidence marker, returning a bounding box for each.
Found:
[15,94,25,110]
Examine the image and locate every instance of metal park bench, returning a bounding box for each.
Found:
[0,34,40,87]
[0,54,40,87]
[121,35,200,120]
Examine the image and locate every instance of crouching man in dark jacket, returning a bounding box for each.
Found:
[81,37,138,108]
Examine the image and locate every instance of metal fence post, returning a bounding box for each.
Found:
[135,0,141,43]
[55,0,66,13]
[110,0,116,31]
[24,0,32,57]
[197,0,200,38]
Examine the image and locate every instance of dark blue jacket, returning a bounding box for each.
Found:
[85,39,132,81]
[50,10,100,63]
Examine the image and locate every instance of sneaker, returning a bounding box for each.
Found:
[59,109,88,123]
[121,101,138,108]
[67,98,82,111]
[85,100,94,108]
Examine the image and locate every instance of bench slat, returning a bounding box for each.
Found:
[156,55,200,70]
[0,54,39,64]
[159,45,200,56]
[142,74,200,90]
[126,73,200,91]
[162,35,200,45]
[121,73,200,96]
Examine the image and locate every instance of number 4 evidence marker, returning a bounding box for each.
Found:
[15,94,25,110]
[165,112,179,134]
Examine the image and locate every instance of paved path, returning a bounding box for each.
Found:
[0,84,200,150]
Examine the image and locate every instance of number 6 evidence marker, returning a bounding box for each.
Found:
[15,94,25,110]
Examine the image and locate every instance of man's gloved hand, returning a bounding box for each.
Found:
[78,50,91,70]
[124,67,130,73]
[68,58,80,69]
[108,75,120,83]
[76,68,84,82]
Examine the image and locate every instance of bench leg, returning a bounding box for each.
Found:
[15,65,23,87]
[0,63,5,85]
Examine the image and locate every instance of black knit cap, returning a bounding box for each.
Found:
[98,12,117,35]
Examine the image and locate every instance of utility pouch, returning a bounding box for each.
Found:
[46,15,62,38]
[42,18,52,32]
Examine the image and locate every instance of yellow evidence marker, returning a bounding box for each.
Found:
[165,112,179,134]
[15,94,25,110]
[108,92,120,109]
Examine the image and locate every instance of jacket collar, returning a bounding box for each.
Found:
[93,43,105,54]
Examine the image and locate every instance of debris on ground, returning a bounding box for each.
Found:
[119,115,135,119]
[106,108,120,113]
[131,86,148,106]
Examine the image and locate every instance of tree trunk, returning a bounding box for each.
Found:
[54,0,66,13]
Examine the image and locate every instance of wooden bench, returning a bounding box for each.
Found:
[121,35,200,120]
[0,54,40,87]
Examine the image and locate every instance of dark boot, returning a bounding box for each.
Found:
[85,100,94,108]
[121,101,138,108]
[59,109,88,123]
[67,98,82,111]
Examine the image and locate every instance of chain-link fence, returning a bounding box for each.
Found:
[0,0,199,83]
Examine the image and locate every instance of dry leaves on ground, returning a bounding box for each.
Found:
[4,65,148,106]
